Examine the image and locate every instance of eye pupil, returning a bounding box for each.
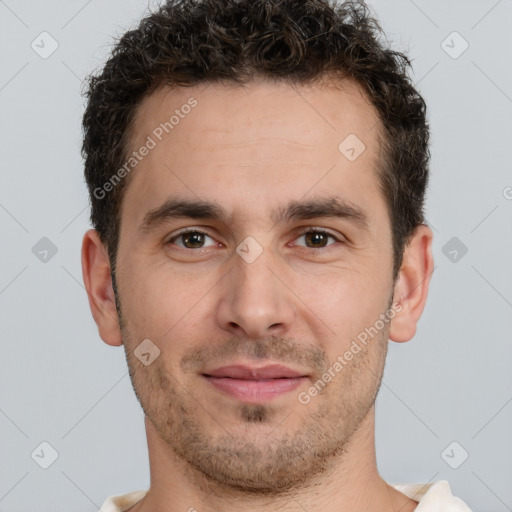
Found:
[183,232,204,248]
[305,231,328,248]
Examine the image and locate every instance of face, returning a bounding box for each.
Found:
[112,78,397,493]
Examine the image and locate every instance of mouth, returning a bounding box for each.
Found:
[201,364,309,403]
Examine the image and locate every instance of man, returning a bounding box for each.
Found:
[80,0,472,510]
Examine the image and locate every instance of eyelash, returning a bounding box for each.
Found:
[166,227,343,251]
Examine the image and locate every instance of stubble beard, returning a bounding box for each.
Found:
[121,329,388,496]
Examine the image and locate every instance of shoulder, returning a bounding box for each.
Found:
[99,490,148,512]
[389,480,473,511]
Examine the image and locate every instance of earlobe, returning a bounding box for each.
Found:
[81,229,123,347]
[388,224,434,343]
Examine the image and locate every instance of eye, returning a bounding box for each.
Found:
[166,228,342,251]
[167,229,217,249]
[294,228,341,249]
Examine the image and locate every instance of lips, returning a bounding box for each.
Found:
[202,364,309,403]
[203,364,306,380]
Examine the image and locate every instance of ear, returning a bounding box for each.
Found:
[81,229,123,346]
[388,224,434,343]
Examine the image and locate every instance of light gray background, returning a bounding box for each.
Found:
[1,1,511,511]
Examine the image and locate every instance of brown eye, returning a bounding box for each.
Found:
[296,229,339,249]
[168,230,216,249]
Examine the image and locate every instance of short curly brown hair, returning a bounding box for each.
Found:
[82,0,429,279]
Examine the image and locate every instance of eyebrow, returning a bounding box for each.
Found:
[139,196,370,232]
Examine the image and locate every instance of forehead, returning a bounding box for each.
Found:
[121,78,385,230]
[130,77,380,153]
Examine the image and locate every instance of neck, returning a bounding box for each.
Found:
[129,408,418,512]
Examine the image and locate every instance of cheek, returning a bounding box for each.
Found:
[300,268,390,343]
[119,262,217,338]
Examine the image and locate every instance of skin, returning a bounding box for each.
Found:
[82,77,433,512]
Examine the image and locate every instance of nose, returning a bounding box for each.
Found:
[215,247,295,339]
